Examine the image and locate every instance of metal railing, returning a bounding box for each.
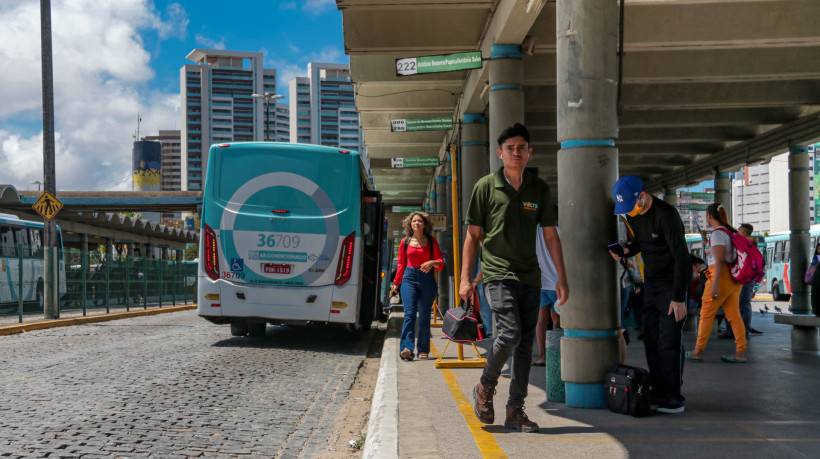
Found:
[0,243,197,323]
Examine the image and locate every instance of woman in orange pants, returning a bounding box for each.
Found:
[685,203,747,363]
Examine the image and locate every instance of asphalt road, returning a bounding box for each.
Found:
[0,310,376,458]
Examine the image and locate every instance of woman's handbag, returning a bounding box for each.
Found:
[442,298,481,343]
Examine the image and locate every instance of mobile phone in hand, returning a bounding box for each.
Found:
[608,242,626,257]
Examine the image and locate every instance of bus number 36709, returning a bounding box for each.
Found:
[256,233,301,248]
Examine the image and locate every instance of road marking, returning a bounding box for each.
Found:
[431,342,507,459]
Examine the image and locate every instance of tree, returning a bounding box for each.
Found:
[184,243,199,261]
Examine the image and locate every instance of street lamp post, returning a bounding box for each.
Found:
[252,92,284,141]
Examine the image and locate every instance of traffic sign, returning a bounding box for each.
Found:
[32,191,63,221]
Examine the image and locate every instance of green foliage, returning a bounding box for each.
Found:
[184,243,199,261]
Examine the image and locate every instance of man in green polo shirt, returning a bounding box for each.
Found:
[460,123,569,433]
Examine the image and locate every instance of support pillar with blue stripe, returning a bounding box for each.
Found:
[789,146,811,315]
[714,171,733,224]
[556,0,621,408]
[489,44,524,173]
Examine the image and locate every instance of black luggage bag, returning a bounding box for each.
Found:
[605,364,651,417]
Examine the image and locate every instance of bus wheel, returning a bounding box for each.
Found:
[247,321,267,337]
[772,280,785,301]
[230,321,248,337]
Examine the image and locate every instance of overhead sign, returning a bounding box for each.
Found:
[679,203,709,211]
[678,191,714,200]
[391,157,440,168]
[392,206,422,213]
[396,51,482,76]
[391,117,453,132]
[32,191,63,221]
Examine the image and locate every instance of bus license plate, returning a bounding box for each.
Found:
[262,263,291,274]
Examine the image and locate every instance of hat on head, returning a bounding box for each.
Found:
[613,175,644,215]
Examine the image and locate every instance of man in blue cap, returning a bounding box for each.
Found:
[610,175,689,414]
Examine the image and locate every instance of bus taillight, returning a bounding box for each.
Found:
[203,223,220,281]
[334,231,356,286]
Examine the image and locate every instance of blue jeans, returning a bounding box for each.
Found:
[477,281,492,337]
[480,280,541,408]
[400,267,437,354]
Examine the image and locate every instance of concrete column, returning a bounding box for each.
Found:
[664,188,678,207]
[435,175,447,216]
[714,171,733,224]
[441,157,453,308]
[461,113,488,220]
[106,238,114,259]
[557,0,620,408]
[489,44,524,173]
[789,146,811,315]
[145,243,153,259]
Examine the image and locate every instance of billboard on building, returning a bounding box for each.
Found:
[133,141,162,191]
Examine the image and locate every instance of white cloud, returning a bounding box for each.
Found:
[0,0,184,191]
[302,0,335,14]
[195,33,226,50]
[153,3,189,40]
[309,45,344,63]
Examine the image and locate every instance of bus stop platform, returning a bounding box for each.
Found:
[0,304,196,335]
[365,300,820,458]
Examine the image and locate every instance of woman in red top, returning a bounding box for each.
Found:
[391,212,444,360]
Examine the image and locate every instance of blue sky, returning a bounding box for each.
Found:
[0,0,346,191]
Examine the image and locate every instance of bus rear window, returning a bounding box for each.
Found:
[213,146,354,214]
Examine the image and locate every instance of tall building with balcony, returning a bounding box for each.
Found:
[179,49,287,191]
[289,63,361,151]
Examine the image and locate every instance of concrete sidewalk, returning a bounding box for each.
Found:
[365,300,820,458]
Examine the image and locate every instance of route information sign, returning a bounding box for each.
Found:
[32,191,63,221]
[391,117,453,132]
[391,157,440,168]
[396,51,482,76]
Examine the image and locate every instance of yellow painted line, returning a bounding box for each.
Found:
[431,342,508,459]
[0,305,197,335]
[503,437,820,443]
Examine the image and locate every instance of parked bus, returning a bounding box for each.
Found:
[762,225,820,300]
[197,142,385,338]
[0,214,66,314]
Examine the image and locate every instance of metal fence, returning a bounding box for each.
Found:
[0,244,197,323]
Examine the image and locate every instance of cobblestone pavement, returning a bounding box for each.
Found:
[0,310,376,458]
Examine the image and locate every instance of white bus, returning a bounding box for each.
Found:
[0,214,67,315]
[197,142,386,337]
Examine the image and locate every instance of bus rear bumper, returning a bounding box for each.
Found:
[196,276,359,324]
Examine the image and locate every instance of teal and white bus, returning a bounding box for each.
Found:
[0,213,66,315]
[197,142,385,337]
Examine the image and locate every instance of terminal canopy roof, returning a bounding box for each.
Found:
[337,0,820,206]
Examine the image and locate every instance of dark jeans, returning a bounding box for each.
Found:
[399,268,437,354]
[480,280,540,408]
[642,280,685,406]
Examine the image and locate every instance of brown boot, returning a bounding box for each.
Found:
[504,405,539,433]
[473,383,495,424]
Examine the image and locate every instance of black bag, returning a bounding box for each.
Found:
[442,299,480,343]
[605,364,651,417]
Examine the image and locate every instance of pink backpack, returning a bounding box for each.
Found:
[714,228,765,285]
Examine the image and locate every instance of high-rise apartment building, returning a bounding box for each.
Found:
[289,63,361,151]
[143,130,182,191]
[731,147,818,234]
[180,49,286,191]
